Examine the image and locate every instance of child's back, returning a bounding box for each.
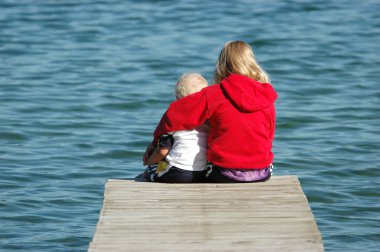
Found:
[165,123,209,171]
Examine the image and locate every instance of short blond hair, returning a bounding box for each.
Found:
[175,73,208,99]
[213,41,270,84]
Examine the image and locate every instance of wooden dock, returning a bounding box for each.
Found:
[88,176,323,251]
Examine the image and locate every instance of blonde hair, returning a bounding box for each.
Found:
[175,73,208,99]
[213,41,270,84]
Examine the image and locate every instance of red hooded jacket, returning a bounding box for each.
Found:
[152,74,278,169]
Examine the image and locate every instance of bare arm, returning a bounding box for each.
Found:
[145,146,170,166]
[143,143,156,165]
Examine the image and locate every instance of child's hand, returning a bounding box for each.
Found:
[143,143,156,165]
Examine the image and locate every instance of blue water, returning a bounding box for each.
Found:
[1,0,379,251]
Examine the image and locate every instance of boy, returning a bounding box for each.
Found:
[143,73,209,183]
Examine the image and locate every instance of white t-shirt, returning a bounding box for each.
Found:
[165,123,209,171]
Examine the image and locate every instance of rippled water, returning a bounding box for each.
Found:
[1,0,379,251]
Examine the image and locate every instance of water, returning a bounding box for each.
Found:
[0,0,379,251]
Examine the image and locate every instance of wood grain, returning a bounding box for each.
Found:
[88,176,323,251]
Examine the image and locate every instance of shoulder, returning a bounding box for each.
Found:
[205,84,221,92]
[204,84,225,111]
[204,84,222,97]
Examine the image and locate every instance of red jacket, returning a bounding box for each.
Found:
[153,74,278,169]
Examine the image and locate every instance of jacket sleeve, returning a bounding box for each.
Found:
[152,89,210,145]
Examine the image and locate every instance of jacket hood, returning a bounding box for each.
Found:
[219,74,278,112]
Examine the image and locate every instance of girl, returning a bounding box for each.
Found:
[143,41,277,182]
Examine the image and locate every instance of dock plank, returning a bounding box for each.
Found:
[89,176,323,251]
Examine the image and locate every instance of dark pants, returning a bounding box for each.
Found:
[145,166,206,183]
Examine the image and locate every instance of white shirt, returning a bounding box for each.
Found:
[165,123,209,171]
